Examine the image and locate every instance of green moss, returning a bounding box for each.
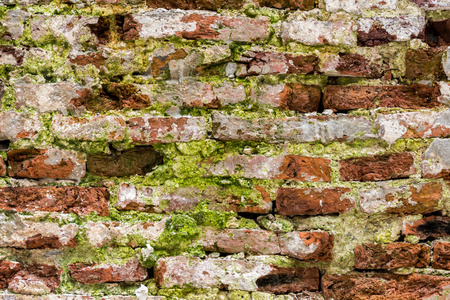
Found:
[153,214,203,256]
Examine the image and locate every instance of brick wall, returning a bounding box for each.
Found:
[0,0,450,298]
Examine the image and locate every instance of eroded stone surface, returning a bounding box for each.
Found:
[52,115,126,142]
[128,117,207,144]
[204,155,331,182]
[432,242,450,270]
[403,216,450,240]
[211,112,376,143]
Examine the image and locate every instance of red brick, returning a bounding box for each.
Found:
[127,117,206,144]
[87,147,163,177]
[355,243,430,269]
[360,182,443,215]
[322,273,450,300]
[339,152,416,182]
[405,48,446,80]
[199,228,281,255]
[279,231,334,261]
[69,52,106,68]
[276,155,332,182]
[155,256,319,293]
[0,186,109,216]
[323,85,442,111]
[422,139,450,181]
[432,242,450,270]
[69,259,148,284]
[276,187,354,215]
[256,0,314,9]
[333,53,384,78]
[403,216,450,240]
[278,83,321,113]
[7,149,85,181]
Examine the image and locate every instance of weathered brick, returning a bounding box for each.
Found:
[69,259,148,284]
[155,256,319,293]
[127,117,207,144]
[359,182,442,215]
[322,273,450,300]
[320,52,384,78]
[0,46,25,66]
[199,228,281,255]
[375,110,450,144]
[403,216,450,240]
[0,186,109,216]
[30,16,106,54]
[339,152,416,182]
[130,11,270,42]
[8,264,61,295]
[204,155,331,182]
[425,19,450,47]
[0,111,41,141]
[2,9,29,40]
[211,112,376,143]
[325,0,397,13]
[422,138,450,180]
[146,0,244,10]
[72,83,151,112]
[148,80,246,108]
[87,147,163,177]
[357,16,425,46]
[68,52,106,68]
[276,187,354,215]
[355,243,430,269]
[116,184,272,214]
[282,19,354,45]
[0,261,22,288]
[323,85,442,111]
[256,0,314,9]
[410,0,450,10]
[85,219,167,248]
[432,242,450,270]
[52,115,126,142]
[279,231,333,261]
[405,48,446,80]
[7,149,85,181]
[254,83,321,113]
[0,217,78,249]
[14,82,90,114]
[236,52,318,77]
[0,157,5,177]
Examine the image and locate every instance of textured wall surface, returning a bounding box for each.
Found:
[0,0,450,298]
